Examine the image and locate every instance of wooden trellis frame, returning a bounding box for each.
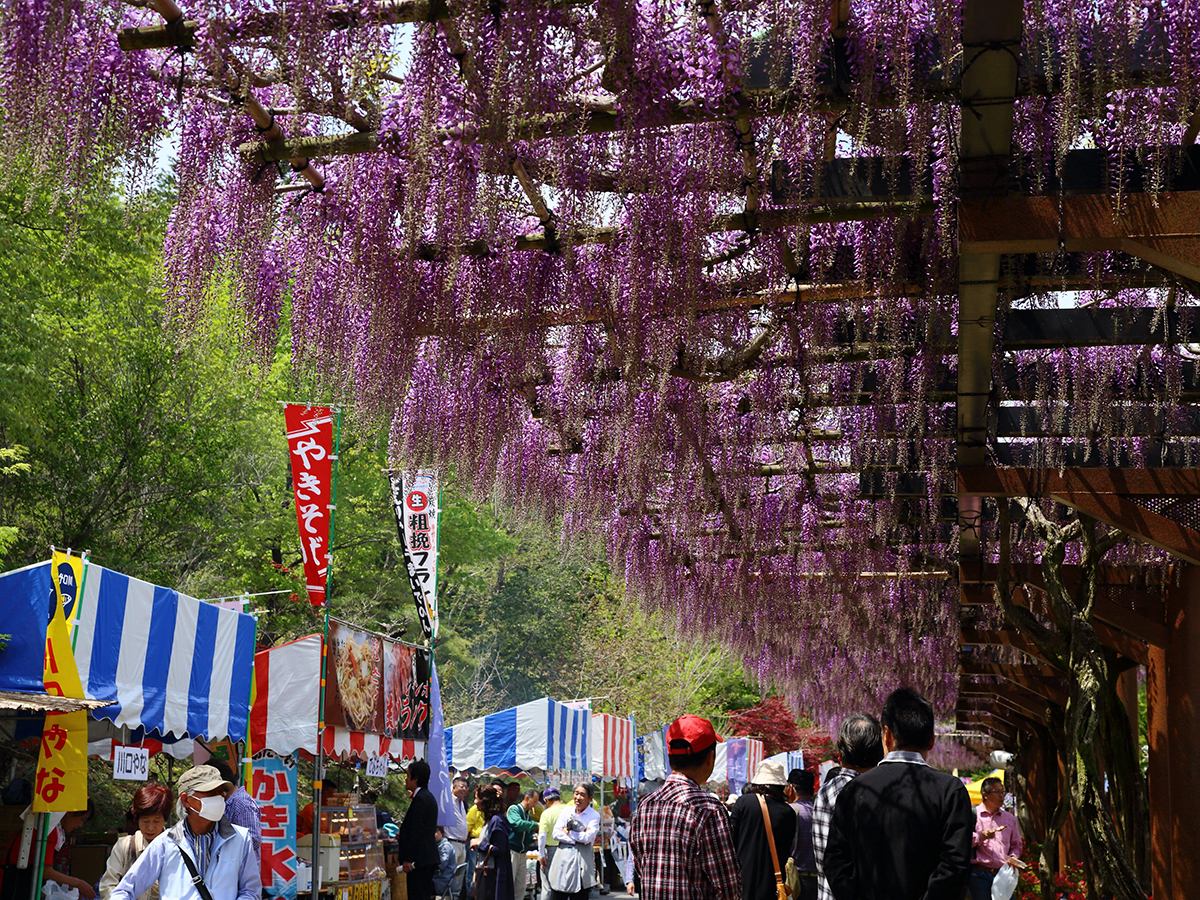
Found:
[114,1,1200,893]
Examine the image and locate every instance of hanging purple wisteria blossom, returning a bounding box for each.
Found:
[2,0,1192,723]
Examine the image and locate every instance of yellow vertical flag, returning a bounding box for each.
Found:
[33,552,89,812]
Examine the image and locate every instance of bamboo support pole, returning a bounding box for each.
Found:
[232,63,1171,163]
[385,197,934,265]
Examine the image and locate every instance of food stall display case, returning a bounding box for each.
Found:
[320,805,378,844]
[321,804,386,884]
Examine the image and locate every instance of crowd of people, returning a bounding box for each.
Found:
[2,686,1020,900]
[629,688,1023,900]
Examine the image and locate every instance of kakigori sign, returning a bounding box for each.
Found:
[323,618,431,741]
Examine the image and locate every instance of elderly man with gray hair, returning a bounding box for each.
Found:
[811,714,884,900]
[111,764,260,900]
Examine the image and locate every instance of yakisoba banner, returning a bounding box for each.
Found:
[323,618,431,741]
[284,404,335,606]
[388,470,439,640]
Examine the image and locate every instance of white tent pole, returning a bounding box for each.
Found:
[598,778,606,890]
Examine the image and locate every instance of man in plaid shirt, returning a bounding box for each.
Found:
[630,716,741,900]
[812,714,883,900]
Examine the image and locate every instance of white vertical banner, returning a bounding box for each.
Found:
[389,470,440,640]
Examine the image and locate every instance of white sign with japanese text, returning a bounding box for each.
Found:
[112,746,150,781]
[389,471,439,640]
[365,756,388,778]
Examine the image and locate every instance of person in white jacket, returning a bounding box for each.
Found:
[111,765,260,900]
[546,784,600,900]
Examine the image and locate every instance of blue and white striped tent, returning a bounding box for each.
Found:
[637,731,765,788]
[764,749,805,773]
[0,559,257,743]
[74,563,257,741]
[446,698,591,777]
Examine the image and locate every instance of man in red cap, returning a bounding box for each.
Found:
[629,715,741,900]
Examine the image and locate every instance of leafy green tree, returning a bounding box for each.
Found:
[542,589,761,734]
[0,185,287,585]
[0,445,30,555]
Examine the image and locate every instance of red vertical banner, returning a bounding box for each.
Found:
[284,405,334,606]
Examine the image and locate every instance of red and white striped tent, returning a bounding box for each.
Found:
[248,633,424,762]
[591,712,636,778]
[321,727,425,762]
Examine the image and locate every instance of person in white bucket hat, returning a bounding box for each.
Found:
[111,765,259,900]
[729,760,797,900]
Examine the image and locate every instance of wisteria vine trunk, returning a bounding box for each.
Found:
[995,503,1149,900]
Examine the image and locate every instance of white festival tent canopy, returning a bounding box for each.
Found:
[637,729,765,790]
[446,697,593,778]
[591,711,637,779]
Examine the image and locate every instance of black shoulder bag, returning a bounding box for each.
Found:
[169,837,216,900]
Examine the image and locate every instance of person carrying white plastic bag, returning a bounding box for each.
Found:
[989,863,1019,900]
[968,777,1023,900]
[43,882,80,900]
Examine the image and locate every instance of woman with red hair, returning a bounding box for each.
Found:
[99,784,174,900]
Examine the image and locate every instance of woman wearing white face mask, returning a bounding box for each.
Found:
[110,765,260,900]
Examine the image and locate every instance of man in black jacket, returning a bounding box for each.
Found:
[823,688,973,900]
[398,760,441,900]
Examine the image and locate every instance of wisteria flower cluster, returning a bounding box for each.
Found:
[3,0,1195,722]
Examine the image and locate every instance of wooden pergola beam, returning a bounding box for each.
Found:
[956,713,1019,745]
[960,661,1069,704]
[959,466,1200,496]
[960,582,1168,647]
[960,627,1052,665]
[961,192,1200,284]
[960,695,1051,731]
[961,676,1051,720]
[993,406,1200,439]
[1052,491,1200,566]
[957,698,1032,730]
[960,617,1151,667]
[958,721,1019,747]
[960,560,1139,587]
[1000,308,1200,352]
[956,715,1021,745]
[955,466,1200,565]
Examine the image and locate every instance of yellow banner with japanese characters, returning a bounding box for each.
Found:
[33,552,88,812]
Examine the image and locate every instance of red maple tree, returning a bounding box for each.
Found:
[726,695,832,758]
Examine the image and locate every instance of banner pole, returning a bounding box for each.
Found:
[243,614,259,787]
[70,553,90,653]
[311,408,342,900]
[598,780,606,891]
[28,813,47,900]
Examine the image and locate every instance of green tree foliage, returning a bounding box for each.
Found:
[0,185,283,584]
[0,180,765,789]
[542,591,761,734]
[0,445,30,555]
